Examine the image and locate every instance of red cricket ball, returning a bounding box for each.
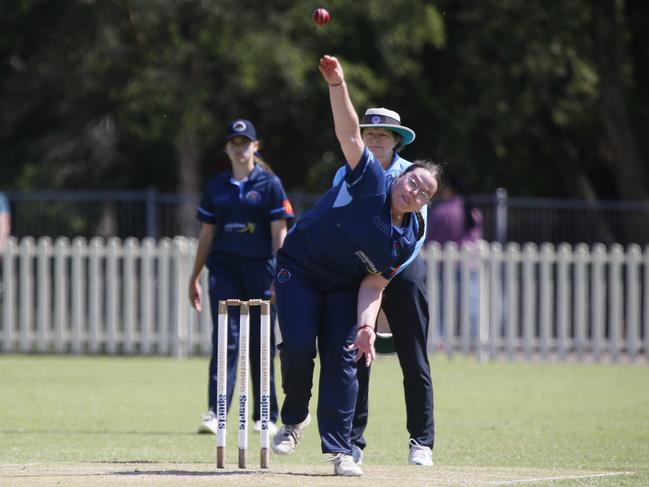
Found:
[313,8,330,26]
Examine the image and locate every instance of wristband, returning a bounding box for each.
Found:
[357,324,374,333]
[329,80,344,87]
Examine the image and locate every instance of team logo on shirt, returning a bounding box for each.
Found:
[224,222,256,233]
[277,268,291,283]
[245,190,261,204]
[354,251,379,274]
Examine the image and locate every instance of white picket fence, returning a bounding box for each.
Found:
[1,237,648,362]
[0,236,211,357]
[427,241,648,362]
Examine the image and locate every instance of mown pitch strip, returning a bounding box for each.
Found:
[0,463,630,487]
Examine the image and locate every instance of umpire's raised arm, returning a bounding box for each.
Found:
[318,55,364,171]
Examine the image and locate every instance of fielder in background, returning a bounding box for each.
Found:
[271,55,440,476]
[188,119,294,436]
[331,108,435,467]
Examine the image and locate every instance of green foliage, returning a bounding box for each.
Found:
[0,0,647,200]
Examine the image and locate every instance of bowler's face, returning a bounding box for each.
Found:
[391,167,438,214]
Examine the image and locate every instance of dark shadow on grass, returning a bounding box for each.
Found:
[114,469,332,478]
[278,472,334,477]
[1,474,108,479]
[98,461,161,464]
[115,470,261,477]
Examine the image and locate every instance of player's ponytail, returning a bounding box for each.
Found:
[253,142,275,175]
[254,155,275,176]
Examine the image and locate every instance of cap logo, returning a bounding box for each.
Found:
[233,121,247,132]
[361,114,401,126]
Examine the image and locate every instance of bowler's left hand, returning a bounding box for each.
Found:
[348,326,376,367]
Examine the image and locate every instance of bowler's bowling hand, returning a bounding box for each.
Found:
[319,55,344,86]
[348,325,376,367]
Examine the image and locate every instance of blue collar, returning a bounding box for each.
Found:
[384,153,402,172]
[228,163,264,186]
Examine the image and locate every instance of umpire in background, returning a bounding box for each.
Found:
[331,107,434,466]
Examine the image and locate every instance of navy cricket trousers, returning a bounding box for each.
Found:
[207,254,279,423]
[352,255,435,449]
[274,258,359,455]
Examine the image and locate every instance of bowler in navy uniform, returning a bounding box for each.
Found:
[270,55,440,477]
[332,107,436,467]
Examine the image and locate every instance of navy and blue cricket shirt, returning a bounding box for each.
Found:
[197,164,294,267]
[280,147,419,288]
[332,152,428,276]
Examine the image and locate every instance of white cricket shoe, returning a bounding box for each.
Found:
[253,420,278,436]
[330,453,363,476]
[197,410,218,435]
[408,438,433,465]
[271,414,311,455]
[351,444,363,465]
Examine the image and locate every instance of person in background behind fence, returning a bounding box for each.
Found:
[425,174,483,341]
[188,119,294,436]
[331,107,436,467]
[0,192,10,253]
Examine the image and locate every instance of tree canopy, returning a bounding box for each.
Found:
[1,0,647,202]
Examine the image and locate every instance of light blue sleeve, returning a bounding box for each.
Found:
[332,166,346,187]
[331,148,383,197]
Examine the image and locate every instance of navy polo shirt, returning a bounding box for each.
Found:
[332,152,428,275]
[280,147,419,288]
[197,164,294,265]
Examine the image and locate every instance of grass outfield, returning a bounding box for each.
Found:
[0,354,648,486]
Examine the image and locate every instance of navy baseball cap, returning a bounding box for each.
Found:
[224,119,257,142]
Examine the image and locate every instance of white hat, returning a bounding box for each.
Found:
[359,108,416,146]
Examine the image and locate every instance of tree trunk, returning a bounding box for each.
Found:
[592,0,648,202]
[625,0,649,163]
[175,131,202,237]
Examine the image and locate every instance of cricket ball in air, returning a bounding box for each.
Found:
[313,8,330,26]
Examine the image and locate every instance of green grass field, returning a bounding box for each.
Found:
[1,354,648,486]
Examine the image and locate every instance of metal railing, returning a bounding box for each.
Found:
[5,188,649,245]
[1,237,647,362]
